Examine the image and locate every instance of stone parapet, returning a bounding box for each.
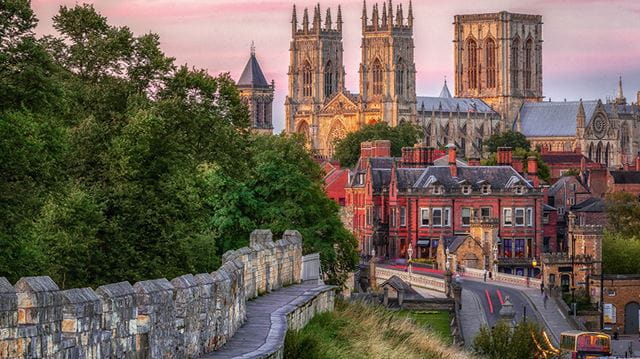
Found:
[0,229,304,358]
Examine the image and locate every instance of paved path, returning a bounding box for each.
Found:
[202,282,330,359]
[459,287,488,348]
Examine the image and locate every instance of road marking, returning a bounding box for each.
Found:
[557,308,566,319]
[496,289,504,305]
[484,289,494,314]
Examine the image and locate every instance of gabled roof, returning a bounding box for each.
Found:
[571,197,604,213]
[518,101,598,137]
[439,81,452,98]
[609,170,640,184]
[548,176,588,196]
[237,53,270,88]
[417,96,496,114]
[445,235,470,253]
[541,152,592,165]
[411,166,533,191]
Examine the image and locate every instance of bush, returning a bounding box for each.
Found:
[473,321,560,359]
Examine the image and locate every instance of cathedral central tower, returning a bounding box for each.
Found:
[360,1,417,126]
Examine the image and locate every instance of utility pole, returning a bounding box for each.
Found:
[600,263,605,331]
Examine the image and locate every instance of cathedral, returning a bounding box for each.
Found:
[278,3,639,166]
[237,44,274,134]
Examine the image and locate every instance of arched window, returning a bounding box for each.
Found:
[297,121,310,145]
[524,39,533,90]
[302,61,312,97]
[396,58,405,97]
[588,143,593,160]
[485,38,496,89]
[324,60,333,98]
[596,142,603,164]
[621,124,630,153]
[605,143,610,167]
[467,39,478,90]
[511,37,520,90]
[327,121,346,158]
[372,59,383,96]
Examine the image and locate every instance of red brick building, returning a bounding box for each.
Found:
[321,160,349,206]
[347,143,548,276]
[540,149,603,181]
[607,170,640,196]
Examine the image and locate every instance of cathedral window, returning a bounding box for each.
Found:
[324,60,334,98]
[396,58,405,97]
[621,125,630,152]
[467,39,478,90]
[511,38,520,90]
[596,142,603,164]
[302,61,312,97]
[372,59,383,96]
[485,38,497,89]
[605,143,610,167]
[524,39,533,90]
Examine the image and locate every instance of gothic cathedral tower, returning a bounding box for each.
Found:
[237,44,274,134]
[360,1,416,126]
[453,12,543,128]
[285,4,345,149]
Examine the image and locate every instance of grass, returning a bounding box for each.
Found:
[284,300,473,359]
[396,310,453,345]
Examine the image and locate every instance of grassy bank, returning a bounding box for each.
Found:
[284,301,472,359]
[397,310,453,345]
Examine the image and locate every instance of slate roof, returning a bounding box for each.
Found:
[543,204,556,211]
[604,103,640,116]
[371,169,392,192]
[445,235,470,253]
[396,168,425,190]
[439,81,452,98]
[380,275,413,292]
[541,152,590,165]
[518,101,598,137]
[417,96,496,114]
[411,166,533,191]
[548,176,588,196]
[237,53,270,88]
[609,170,640,184]
[571,197,604,213]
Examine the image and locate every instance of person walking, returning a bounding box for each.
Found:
[483,270,487,282]
[540,281,544,295]
[543,292,548,309]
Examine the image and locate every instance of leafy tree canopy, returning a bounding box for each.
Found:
[333,122,422,167]
[473,321,559,359]
[605,192,640,237]
[484,130,531,153]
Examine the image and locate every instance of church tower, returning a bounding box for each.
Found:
[285,4,345,149]
[237,43,274,134]
[359,1,417,126]
[453,12,543,127]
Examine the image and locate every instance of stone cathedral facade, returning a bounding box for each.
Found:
[237,46,274,134]
[285,2,416,157]
[282,4,639,166]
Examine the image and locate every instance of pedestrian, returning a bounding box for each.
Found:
[543,293,548,309]
[483,270,487,282]
[488,271,493,280]
[540,281,544,295]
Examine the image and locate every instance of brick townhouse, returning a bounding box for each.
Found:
[346,141,548,276]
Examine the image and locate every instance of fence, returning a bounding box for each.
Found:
[463,267,542,288]
[376,267,447,293]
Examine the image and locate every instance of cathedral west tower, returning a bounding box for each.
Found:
[285,4,345,150]
[454,12,543,127]
[360,0,417,126]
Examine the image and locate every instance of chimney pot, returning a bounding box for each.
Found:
[448,144,457,177]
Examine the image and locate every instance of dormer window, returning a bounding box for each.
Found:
[461,185,472,195]
[514,186,526,195]
[481,185,491,195]
[431,185,444,195]
[357,173,365,185]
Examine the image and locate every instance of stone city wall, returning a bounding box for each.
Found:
[0,229,303,359]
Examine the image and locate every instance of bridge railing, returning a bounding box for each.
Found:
[376,266,446,293]
[463,267,542,288]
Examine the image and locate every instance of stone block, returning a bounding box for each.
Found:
[250,229,273,248]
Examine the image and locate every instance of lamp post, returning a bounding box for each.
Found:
[407,244,414,286]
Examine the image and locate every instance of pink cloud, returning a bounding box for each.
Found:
[107,1,290,19]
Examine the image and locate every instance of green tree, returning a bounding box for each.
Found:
[484,130,531,153]
[605,192,640,237]
[481,148,551,183]
[333,122,422,167]
[207,134,359,285]
[602,232,640,275]
[473,321,559,359]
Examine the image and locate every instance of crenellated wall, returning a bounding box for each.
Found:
[0,229,304,359]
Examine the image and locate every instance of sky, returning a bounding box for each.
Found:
[32,0,640,132]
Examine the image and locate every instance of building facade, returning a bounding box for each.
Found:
[346,142,547,276]
[453,12,544,126]
[237,46,274,134]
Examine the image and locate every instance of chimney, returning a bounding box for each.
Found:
[497,147,513,166]
[512,156,524,173]
[426,147,435,165]
[371,140,391,157]
[527,156,539,187]
[448,144,457,177]
[360,141,373,160]
[580,156,586,174]
[400,143,433,168]
[401,147,414,167]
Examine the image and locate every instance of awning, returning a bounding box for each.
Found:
[417,239,431,247]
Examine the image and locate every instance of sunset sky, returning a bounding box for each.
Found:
[32,0,640,131]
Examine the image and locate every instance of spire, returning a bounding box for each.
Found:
[291,4,297,35]
[337,5,343,32]
[408,1,414,28]
[396,4,403,26]
[388,0,393,26]
[381,2,387,27]
[302,7,309,33]
[616,75,626,104]
[250,41,255,56]
[313,4,321,32]
[372,3,379,29]
[439,77,452,98]
[577,98,585,128]
[362,0,368,30]
[325,8,332,30]
[238,46,270,89]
